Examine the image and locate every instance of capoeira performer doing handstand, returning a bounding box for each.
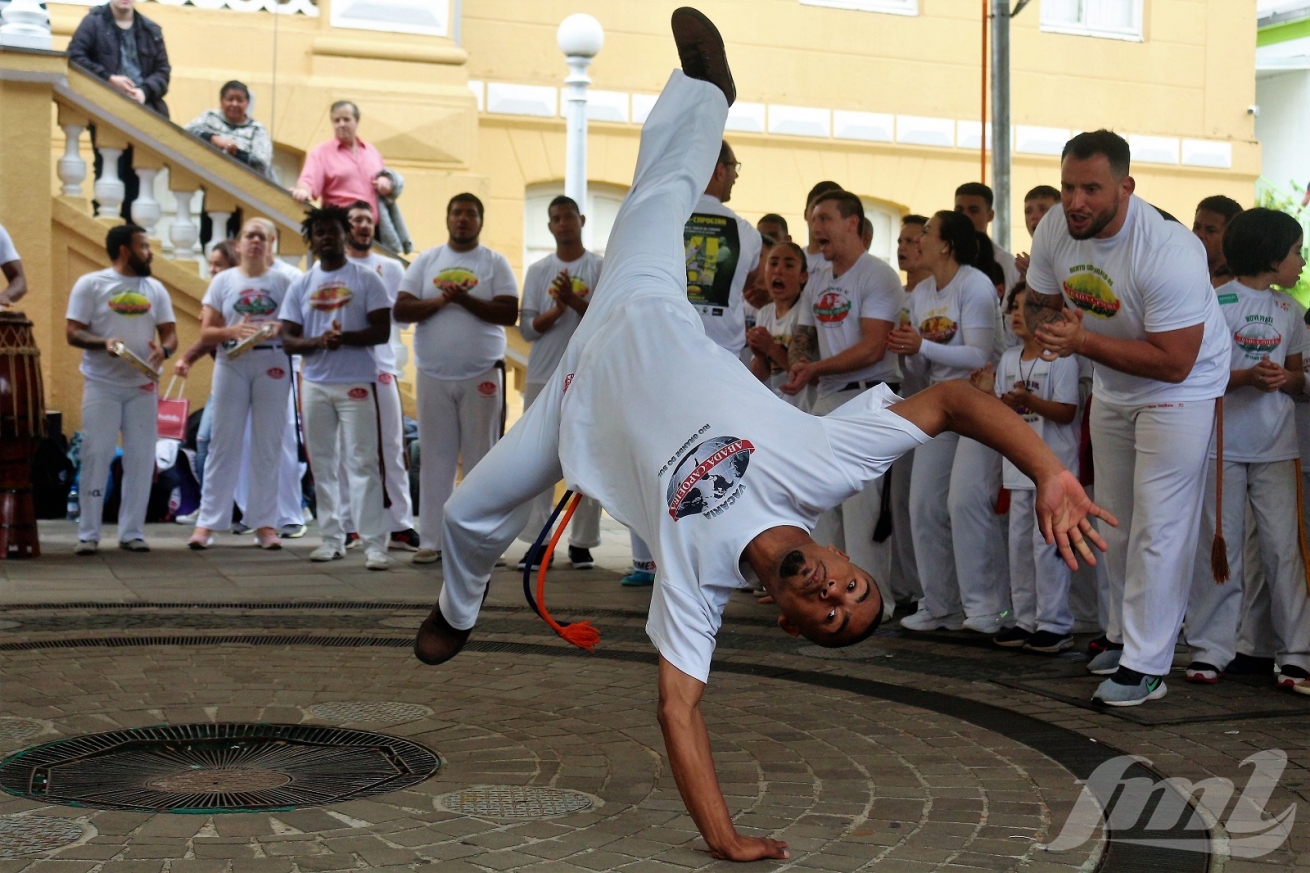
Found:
[416,9,1113,862]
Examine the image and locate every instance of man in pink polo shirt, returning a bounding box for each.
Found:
[292,100,391,223]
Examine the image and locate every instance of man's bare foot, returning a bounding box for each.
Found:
[671,7,735,106]
[414,605,472,665]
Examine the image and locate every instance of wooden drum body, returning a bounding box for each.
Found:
[0,312,46,558]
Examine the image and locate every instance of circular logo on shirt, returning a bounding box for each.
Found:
[1234,322,1283,358]
[348,387,369,400]
[813,290,852,324]
[309,284,354,312]
[266,367,286,379]
[1063,274,1121,319]
[108,290,152,317]
[234,289,278,318]
[434,268,479,295]
[379,372,394,385]
[477,381,498,397]
[665,435,755,521]
[550,276,592,300]
[919,315,958,344]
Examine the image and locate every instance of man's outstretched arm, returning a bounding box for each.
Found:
[889,380,1116,569]
[657,657,789,862]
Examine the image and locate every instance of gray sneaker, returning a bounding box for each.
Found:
[1087,648,1123,675]
[1093,672,1167,707]
[279,523,308,539]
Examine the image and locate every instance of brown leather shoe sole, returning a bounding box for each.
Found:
[671,7,735,106]
[414,605,472,665]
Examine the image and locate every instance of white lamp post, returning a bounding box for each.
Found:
[557,13,603,246]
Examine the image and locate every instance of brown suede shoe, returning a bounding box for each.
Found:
[414,604,472,665]
[671,7,735,106]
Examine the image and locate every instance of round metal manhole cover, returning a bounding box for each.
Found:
[308,702,433,722]
[0,723,440,813]
[439,785,595,819]
[0,718,50,744]
[0,815,86,858]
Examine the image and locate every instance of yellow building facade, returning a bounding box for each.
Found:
[0,0,1259,429]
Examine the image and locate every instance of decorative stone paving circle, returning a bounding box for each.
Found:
[796,643,890,661]
[0,619,20,630]
[0,717,49,743]
[0,722,440,813]
[308,701,434,722]
[438,785,595,819]
[0,815,86,858]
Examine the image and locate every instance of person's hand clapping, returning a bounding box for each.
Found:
[780,361,817,396]
[551,270,577,310]
[1252,356,1287,393]
[745,326,776,357]
[1035,308,1086,358]
[887,324,922,356]
[1001,381,1033,412]
[1015,252,1031,281]
[321,319,342,351]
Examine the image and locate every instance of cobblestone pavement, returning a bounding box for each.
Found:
[0,521,1307,872]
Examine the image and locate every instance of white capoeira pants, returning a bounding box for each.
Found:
[1007,488,1073,635]
[78,378,157,543]
[812,387,893,619]
[1187,459,1310,672]
[887,448,921,604]
[301,379,387,553]
[197,349,290,531]
[235,382,306,528]
[517,381,600,550]
[1093,398,1215,676]
[437,68,728,630]
[629,530,655,571]
[416,367,502,552]
[341,372,415,534]
[1237,505,1273,658]
[909,432,1011,620]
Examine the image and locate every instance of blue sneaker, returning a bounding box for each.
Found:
[621,570,655,587]
[1087,648,1123,675]
[1093,668,1167,707]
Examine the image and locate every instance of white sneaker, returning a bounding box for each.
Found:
[309,544,344,562]
[74,540,98,556]
[174,510,199,525]
[899,610,965,632]
[364,550,390,571]
[963,614,1006,635]
[412,549,441,565]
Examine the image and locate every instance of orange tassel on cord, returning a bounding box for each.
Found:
[1211,398,1229,584]
[527,492,601,651]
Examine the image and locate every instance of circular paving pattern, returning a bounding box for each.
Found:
[0,717,49,744]
[308,701,433,722]
[0,723,441,813]
[0,619,20,630]
[796,643,890,661]
[0,815,86,858]
[439,785,595,819]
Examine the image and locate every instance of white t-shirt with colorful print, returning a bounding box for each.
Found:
[399,244,518,381]
[796,253,904,397]
[66,268,176,385]
[279,261,389,384]
[202,268,291,361]
[520,251,604,386]
[348,252,406,376]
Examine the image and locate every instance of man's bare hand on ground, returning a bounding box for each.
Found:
[1035,468,1117,570]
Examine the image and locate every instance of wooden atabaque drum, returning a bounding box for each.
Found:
[0,312,46,558]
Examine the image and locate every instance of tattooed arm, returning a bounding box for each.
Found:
[1023,287,1068,338]
[788,324,817,368]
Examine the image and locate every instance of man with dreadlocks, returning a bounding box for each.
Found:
[415,8,1114,862]
[279,205,393,570]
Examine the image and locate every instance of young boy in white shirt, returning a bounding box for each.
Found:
[973,286,1081,653]
[1186,207,1310,691]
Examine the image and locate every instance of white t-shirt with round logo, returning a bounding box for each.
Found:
[906,265,999,384]
[796,253,905,397]
[202,268,291,361]
[0,224,18,266]
[1215,280,1307,463]
[279,262,390,385]
[994,346,1081,489]
[552,294,929,683]
[66,268,176,386]
[348,252,406,377]
[1026,196,1229,406]
[399,244,517,381]
[684,193,763,354]
[520,251,604,386]
[753,301,809,407]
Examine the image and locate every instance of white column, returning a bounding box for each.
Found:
[93,147,125,219]
[556,14,603,248]
[57,124,87,198]
[170,188,201,259]
[0,0,52,50]
[154,167,178,255]
[131,168,161,237]
[206,210,233,253]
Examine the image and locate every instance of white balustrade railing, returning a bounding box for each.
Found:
[54,0,318,15]
[93,146,125,219]
[58,124,86,197]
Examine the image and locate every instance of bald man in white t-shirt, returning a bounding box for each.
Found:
[414,10,1110,862]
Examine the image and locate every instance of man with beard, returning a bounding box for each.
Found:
[394,195,518,565]
[415,9,1113,859]
[344,201,420,551]
[280,206,393,570]
[1025,129,1229,706]
[66,224,177,554]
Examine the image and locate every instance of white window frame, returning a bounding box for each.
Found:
[1040,0,1144,42]
[331,0,447,37]
[799,0,917,16]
